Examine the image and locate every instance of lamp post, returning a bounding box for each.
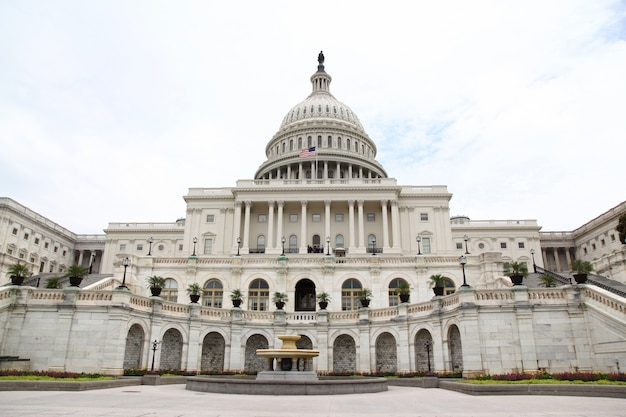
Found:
[416,235,422,255]
[192,237,197,257]
[150,339,161,373]
[530,249,537,273]
[326,236,331,256]
[236,237,241,256]
[371,237,376,255]
[147,237,154,256]
[118,257,130,289]
[460,255,469,287]
[424,340,432,373]
[463,235,470,254]
[281,236,286,256]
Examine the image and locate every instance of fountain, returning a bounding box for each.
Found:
[186,334,387,395]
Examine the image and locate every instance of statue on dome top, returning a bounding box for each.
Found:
[318,51,325,65]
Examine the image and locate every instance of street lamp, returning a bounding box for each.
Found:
[192,237,197,257]
[424,340,432,373]
[371,237,377,255]
[460,255,469,287]
[463,235,470,254]
[147,237,154,256]
[118,257,130,289]
[416,236,422,255]
[281,236,286,256]
[236,237,241,256]
[530,249,537,273]
[150,339,161,373]
[326,236,331,255]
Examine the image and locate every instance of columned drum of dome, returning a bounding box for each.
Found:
[255,53,387,181]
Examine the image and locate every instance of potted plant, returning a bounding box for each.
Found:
[230,289,244,307]
[45,276,62,289]
[146,275,166,296]
[187,283,202,303]
[571,259,593,284]
[503,261,528,286]
[429,274,446,296]
[395,281,411,303]
[358,288,372,308]
[272,292,288,310]
[537,274,557,288]
[7,262,31,286]
[316,292,331,310]
[66,264,89,287]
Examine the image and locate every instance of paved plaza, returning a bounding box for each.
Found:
[1,385,625,417]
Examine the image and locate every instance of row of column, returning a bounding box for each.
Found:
[265,161,379,180]
[234,199,401,254]
[541,247,574,273]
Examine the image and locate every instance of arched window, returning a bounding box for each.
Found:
[338,137,342,149]
[335,234,344,248]
[307,136,312,147]
[317,135,322,148]
[298,137,302,148]
[202,279,223,308]
[443,277,456,295]
[162,278,178,302]
[354,140,359,152]
[256,235,265,253]
[327,136,332,147]
[328,169,334,179]
[248,279,269,311]
[289,235,297,253]
[388,278,408,307]
[346,139,350,151]
[282,142,286,153]
[341,278,362,311]
[290,139,294,151]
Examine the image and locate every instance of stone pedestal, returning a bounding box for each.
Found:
[256,371,319,381]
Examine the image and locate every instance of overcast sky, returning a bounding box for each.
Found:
[1,1,625,234]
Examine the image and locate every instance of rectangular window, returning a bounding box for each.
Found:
[206,214,215,223]
[518,242,525,249]
[120,244,126,251]
[53,246,58,253]
[44,242,49,249]
[23,233,29,240]
[601,239,605,246]
[179,244,183,251]
[420,213,429,221]
[592,243,596,250]
[12,228,18,235]
[62,250,67,256]
[34,237,40,245]
[335,213,344,222]
[258,214,267,223]
[456,242,463,250]
[583,247,588,255]
[367,213,375,221]
[422,237,431,254]
[312,214,321,222]
[204,239,213,254]
[137,244,143,251]
[611,234,616,242]
[289,214,298,222]
[500,242,507,249]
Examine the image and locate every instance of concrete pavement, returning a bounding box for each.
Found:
[1,384,625,417]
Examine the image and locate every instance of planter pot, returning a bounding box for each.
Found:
[275,301,285,310]
[318,301,328,310]
[360,299,370,308]
[69,276,83,287]
[510,274,524,286]
[573,273,588,284]
[399,293,410,303]
[150,287,162,297]
[190,294,201,303]
[232,299,242,308]
[10,275,24,286]
[432,287,444,296]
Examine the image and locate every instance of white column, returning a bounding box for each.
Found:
[300,200,308,253]
[267,201,275,251]
[348,164,353,179]
[348,200,356,251]
[276,201,284,248]
[381,200,390,250]
[324,161,328,179]
[391,200,400,249]
[286,165,291,180]
[243,201,252,252]
[357,199,365,250]
[325,200,331,253]
[233,201,242,251]
[298,163,303,180]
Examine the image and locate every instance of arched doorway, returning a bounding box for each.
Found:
[201,332,225,373]
[375,332,397,373]
[415,329,434,373]
[295,279,316,311]
[448,325,463,373]
[244,334,268,374]
[160,328,183,371]
[333,334,356,374]
[123,324,144,370]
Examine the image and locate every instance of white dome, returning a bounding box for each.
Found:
[279,93,365,133]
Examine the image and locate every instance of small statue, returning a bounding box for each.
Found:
[318,51,325,65]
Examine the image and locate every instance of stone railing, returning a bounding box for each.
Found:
[582,287,626,317]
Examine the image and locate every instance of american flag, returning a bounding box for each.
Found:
[299,147,316,158]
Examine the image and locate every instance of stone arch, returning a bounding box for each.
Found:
[244,333,268,374]
[414,329,434,373]
[201,331,225,373]
[296,334,313,349]
[375,332,397,374]
[123,324,144,370]
[295,278,316,311]
[160,328,183,371]
[332,334,356,374]
[448,324,463,373]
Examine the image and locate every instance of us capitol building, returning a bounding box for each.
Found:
[1,54,625,376]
